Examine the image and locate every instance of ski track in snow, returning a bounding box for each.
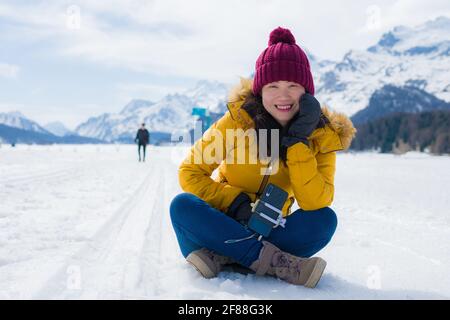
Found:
[33,150,174,299]
[37,169,156,298]
[0,145,449,299]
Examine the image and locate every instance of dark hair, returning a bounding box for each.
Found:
[241,93,329,166]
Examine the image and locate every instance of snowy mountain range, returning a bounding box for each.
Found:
[0,112,103,144]
[0,123,104,145]
[75,81,231,142]
[183,80,229,114]
[314,16,450,116]
[0,111,51,135]
[351,84,450,125]
[44,122,74,137]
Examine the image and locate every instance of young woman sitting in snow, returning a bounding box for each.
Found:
[170,27,356,288]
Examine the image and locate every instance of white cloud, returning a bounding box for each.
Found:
[1,1,449,81]
[357,0,450,35]
[0,63,19,78]
[382,0,450,28]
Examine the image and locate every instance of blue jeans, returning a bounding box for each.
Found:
[170,193,338,268]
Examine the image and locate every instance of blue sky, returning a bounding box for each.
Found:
[1,0,449,129]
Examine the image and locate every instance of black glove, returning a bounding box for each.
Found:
[226,192,253,225]
[281,93,322,148]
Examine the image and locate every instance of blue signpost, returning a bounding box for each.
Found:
[192,107,211,133]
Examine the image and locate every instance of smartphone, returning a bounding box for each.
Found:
[248,183,288,237]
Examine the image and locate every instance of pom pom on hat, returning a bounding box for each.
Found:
[268,27,296,45]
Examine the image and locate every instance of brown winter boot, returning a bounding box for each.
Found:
[186,248,235,279]
[249,241,327,288]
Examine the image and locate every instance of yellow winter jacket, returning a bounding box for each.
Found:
[179,78,357,216]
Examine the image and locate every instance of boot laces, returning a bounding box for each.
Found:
[204,249,233,266]
[271,251,302,277]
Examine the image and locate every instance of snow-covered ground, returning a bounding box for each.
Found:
[0,144,449,299]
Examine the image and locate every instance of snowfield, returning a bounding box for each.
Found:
[0,144,449,299]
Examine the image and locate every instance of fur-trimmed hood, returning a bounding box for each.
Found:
[226,77,357,151]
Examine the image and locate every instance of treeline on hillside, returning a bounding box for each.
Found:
[350,110,450,154]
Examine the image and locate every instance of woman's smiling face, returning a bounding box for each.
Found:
[261,80,305,127]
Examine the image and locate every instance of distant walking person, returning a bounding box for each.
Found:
[135,123,149,162]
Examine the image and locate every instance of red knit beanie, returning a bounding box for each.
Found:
[252,27,315,96]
